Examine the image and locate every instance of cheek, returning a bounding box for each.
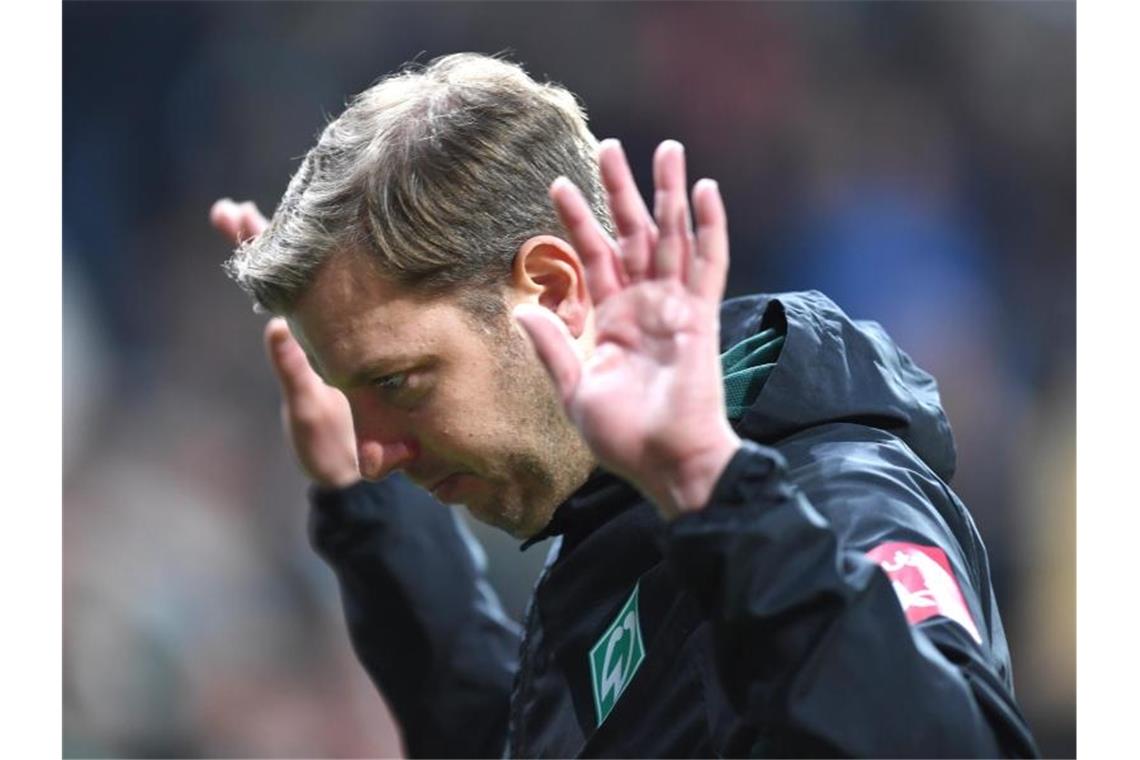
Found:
[415,376,507,453]
[408,392,474,451]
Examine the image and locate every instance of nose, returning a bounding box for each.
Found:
[356,437,418,481]
[350,399,419,481]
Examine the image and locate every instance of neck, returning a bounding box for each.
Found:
[520,438,597,541]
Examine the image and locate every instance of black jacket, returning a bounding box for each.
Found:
[309,291,1039,757]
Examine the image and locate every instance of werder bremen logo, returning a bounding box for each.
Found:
[588,582,645,726]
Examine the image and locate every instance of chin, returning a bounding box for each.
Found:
[463,495,536,540]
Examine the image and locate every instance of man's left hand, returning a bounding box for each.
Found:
[515,140,741,520]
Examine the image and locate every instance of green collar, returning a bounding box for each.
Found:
[721,327,785,421]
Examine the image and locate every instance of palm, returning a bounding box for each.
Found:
[574,282,724,476]
[516,141,740,515]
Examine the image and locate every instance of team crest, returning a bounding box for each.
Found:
[588,582,645,726]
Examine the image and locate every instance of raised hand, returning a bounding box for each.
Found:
[514,141,741,520]
[211,199,360,488]
[260,318,360,488]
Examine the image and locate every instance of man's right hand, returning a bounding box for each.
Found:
[211,199,361,489]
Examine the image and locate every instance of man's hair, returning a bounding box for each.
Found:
[224,52,612,317]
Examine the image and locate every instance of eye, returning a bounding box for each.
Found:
[369,367,433,410]
[372,372,407,392]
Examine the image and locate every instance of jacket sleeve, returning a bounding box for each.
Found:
[309,475,522,758]
[665,440,1040,758]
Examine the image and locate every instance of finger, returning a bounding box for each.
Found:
[238,201,268,240]
[550,177,623,304]
[599,139,656,283]
[210,199,268,245]
[652,141,694,281]
[210,198,242,243]
[513,303,582,405]
[690,179,730,301]
[263,318,325,400]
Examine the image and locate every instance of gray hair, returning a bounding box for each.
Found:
[224,53,613,317]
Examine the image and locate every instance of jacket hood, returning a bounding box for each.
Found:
[720,290,958,482]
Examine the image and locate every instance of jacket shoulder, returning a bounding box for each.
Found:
[769,423,988,597]
[769,422,1016,687]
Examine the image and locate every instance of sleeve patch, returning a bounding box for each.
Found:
[865,541,982,645]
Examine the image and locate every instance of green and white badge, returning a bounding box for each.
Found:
[588,582,646,726]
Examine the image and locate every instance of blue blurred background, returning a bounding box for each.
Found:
[62,2,1075,757]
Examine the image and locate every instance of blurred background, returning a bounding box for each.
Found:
[62,2,1075,757]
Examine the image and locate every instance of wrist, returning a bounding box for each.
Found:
[648,425,742,520]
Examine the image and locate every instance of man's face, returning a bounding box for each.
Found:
[287,252,595,539]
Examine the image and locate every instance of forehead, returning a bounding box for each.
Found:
[286,253,474,386]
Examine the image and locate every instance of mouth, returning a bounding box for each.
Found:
[426,472,470,502]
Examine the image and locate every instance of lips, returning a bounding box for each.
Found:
[426,472,468,501]
[427,473,456,493]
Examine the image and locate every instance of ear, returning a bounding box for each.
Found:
[510,235,591,338]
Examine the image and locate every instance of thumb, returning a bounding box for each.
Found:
[263,318,323,399]
[514,304,582,404]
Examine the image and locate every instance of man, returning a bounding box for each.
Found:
[215,54,1038,757]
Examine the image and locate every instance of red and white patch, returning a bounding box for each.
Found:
[865,541,982,645]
